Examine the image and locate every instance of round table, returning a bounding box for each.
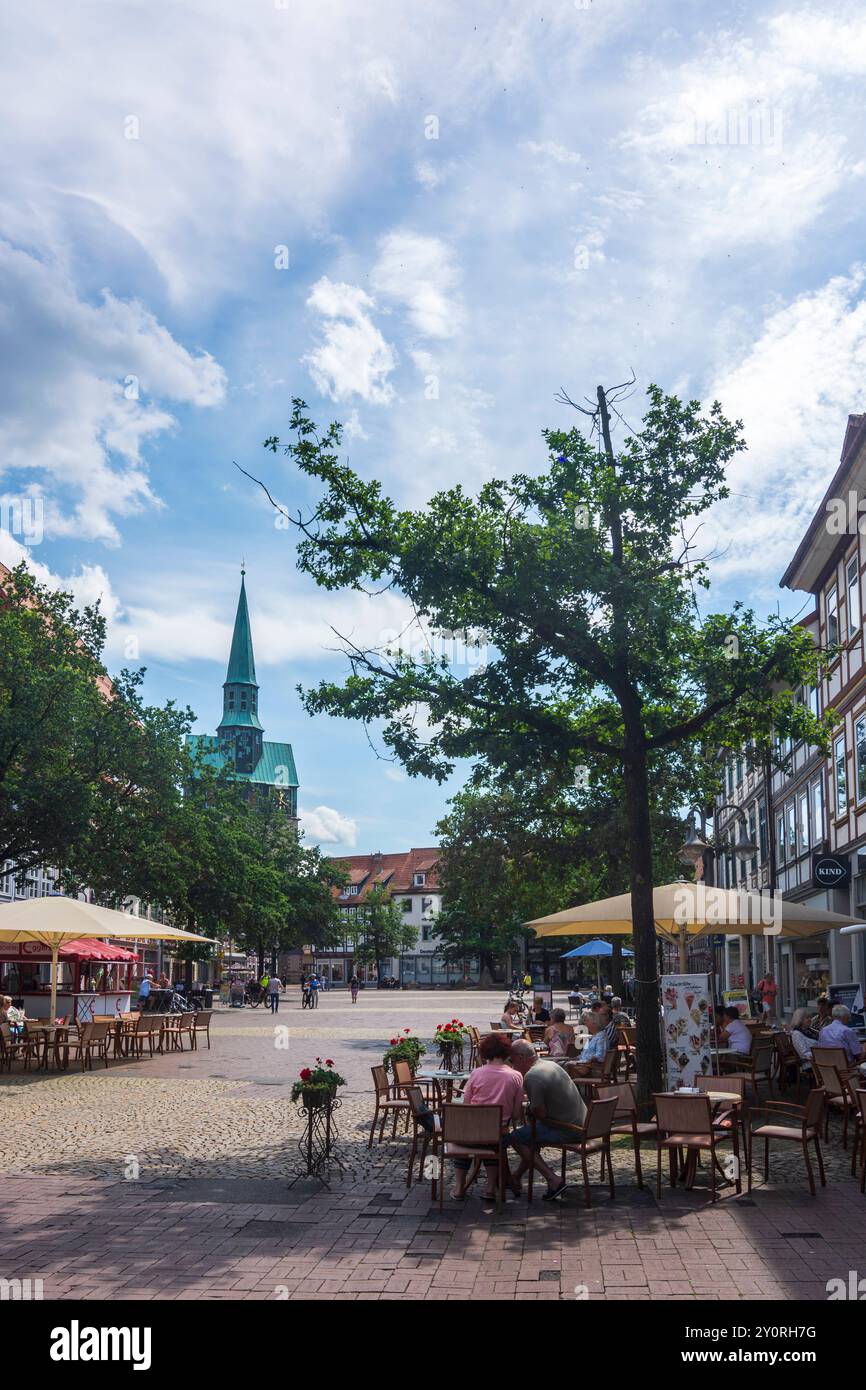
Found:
[416,1070,471,1103]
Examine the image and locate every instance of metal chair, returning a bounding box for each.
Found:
[749,1089,826,1196]
[433,1102,506,1211]
[655,1092,741,1201]
[526,1096,618,1208]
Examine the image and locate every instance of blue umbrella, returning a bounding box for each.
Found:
[560,938,633,990]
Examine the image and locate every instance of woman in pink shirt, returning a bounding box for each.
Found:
[452,1033,524,1202]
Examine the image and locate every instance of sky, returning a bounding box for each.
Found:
[3,0,866,854]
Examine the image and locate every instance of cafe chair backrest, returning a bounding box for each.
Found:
[655,1092,713,1139]
[804,1087,826,1132]
[442,1102,502,1147]
[583,1096,618,1141]
[595,1082,636,1118]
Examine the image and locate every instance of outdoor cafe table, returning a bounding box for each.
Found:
[655,1090,745,1192]
[24,1022,72,1071]
[416,1070,471,1103]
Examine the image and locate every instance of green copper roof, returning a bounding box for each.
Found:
[225,574,257,686]
[217,707,263,732]
[186,735,298,788]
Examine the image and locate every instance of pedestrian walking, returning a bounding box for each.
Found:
[350,973,359,1004]
[268,974,283,1014]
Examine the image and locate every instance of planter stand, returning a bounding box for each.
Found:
[287,1091,345,1190]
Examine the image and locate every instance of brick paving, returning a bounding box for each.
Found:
[2,990,866,1300]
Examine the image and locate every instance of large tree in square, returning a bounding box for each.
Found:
[247,385,829,1104]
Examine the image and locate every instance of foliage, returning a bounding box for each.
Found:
[433,1019,467,1049]
[291,1058,346,1102]
[253,389,832,1104]
[345,884,417,983]
[382,1029,426,1073]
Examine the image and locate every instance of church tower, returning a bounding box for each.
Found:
[185,567,299,827]
[217,568,263,774]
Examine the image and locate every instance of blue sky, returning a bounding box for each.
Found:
[3,0,866,852]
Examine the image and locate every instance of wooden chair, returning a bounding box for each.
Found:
[654,1092,741,1201]
[696,1073,750,1166]
[813,1063,857,1147]
[526,1096,618,1208]
[433,1102,505,1211]
[773,1032,812,1101]
[133,1013,162,1058]
[404,1084,439,1188]
[465,1025,481,1069]
[67,1019,112,1071]
[489,1021,503,1031]
[721,1037,775,1099]
[0,1022,34,1072]
[392,1058,434,1107]
[191,1009,213,1050]
[595,1081,657,1188]
[368,1065,410,1147]
[749,1090,826,1196]
[617,1025,637,1079]
[812,1045,858,1083]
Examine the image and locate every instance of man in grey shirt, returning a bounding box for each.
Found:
[507,1041,586,1200]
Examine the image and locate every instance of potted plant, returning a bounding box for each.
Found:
[433,1019,467,1071]
[382,1029,426,1075]
[291,1058,346,1109]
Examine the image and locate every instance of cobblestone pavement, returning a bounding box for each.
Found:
[3,991,866,1300]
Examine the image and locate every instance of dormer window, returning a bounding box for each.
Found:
[346,884,359,896]
[413,872,426,887]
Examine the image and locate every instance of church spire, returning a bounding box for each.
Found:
[217,568,263,772]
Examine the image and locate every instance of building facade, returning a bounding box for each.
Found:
[712,416,866,1014]
[314,848,477,987]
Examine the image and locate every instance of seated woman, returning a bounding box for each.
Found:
[543,1009,575,1062]
[719,1006,752,1058]
[501,999,524,1029]
[787,1007,814,1062]
[567,1010,608,1077]
[451,1032,524,1203]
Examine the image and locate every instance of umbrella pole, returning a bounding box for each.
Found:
[596,956,601,992]
[50,943,58,1023]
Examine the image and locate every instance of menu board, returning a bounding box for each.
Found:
[661,973,712,1088]
[722,988,752,1018]
[829,982,864,1014]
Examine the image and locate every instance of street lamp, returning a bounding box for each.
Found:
[679,803,758,878]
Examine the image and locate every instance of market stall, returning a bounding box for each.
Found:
[0,937,139,1021]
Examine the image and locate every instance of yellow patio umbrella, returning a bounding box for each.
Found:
[526,881,866,971]
[0,896,216,1021]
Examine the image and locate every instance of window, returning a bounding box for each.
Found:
[421,921,433,942]
[848,556,861,637]
[748,806,757,874]
[835,735,847,816]
[809,684,820,719]
[786,802,796,859]
[727,761,734,795]
[758,801,768,861]
[777,813,786,867]
[413,872,426,887]
[227,691,235,709]
[401,898,412,913]
[240,691,248,710]
[798,791,809,855]
[858,717,866,802]
[736,755,743,785]
[827,585,839,647]
[811,778,824,845]
[345,884,359,897]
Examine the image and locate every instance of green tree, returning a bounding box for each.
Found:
[250,388,830,1103]
[347,885,417,984]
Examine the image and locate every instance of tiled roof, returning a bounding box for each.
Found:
[185,734,298,788]
[330,847,440,902]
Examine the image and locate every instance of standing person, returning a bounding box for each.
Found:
[756,971,778,1023]
[510,970,519,991]
[268,974,283,1014]
[350,974,360,1004]
[137,971,153,1012]
[522,971,532,991]
[308,973,320,1009]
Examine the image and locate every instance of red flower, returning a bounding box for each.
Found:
[299,1068,312,1080]
[390,1038,398,1045]
[325,1059,334,1066]
[404,1028,411,1034]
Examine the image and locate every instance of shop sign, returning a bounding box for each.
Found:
[813,853,851,890]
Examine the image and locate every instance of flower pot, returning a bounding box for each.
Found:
[301,1087,329,1110]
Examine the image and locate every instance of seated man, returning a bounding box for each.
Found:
[719,1006,752,1057]
[592,1001,618,1051]
[818,1004,866,1068]
[569,1010,608,1077]
[507,1040,587,1200]
[609,996,631,1029]
[533,998,551,1024]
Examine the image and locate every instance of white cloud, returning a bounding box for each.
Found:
[520,140,581,165]
[301,805,358,847]
[705,266,866,584]
[371,231,462,340]
[304,277,396,404]
[0,242,225,544]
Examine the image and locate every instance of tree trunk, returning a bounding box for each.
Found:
[623,738,663,1110]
